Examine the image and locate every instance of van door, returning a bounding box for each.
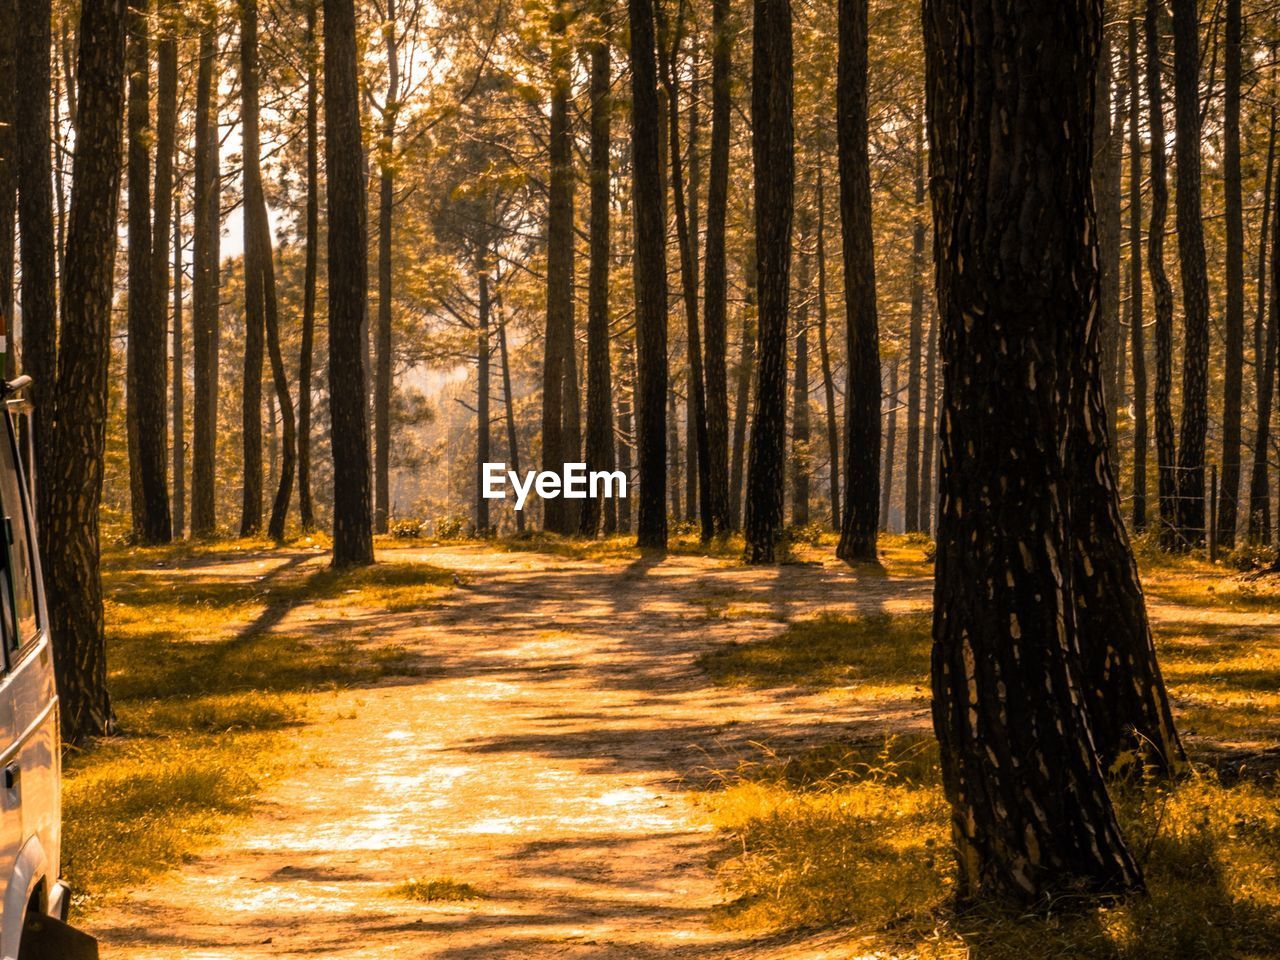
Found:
[0,410,58,906]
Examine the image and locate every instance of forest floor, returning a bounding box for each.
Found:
[70,534,1280,959]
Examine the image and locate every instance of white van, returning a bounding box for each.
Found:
[0,378,97,960]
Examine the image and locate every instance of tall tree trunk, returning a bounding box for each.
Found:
[262,222,296,541]
[476,249,491,534]
[661,8,710,540]
[542,3,576,535]
[744,0,794,564]
[325,0,374,567]
[629,0,669,550]
[582,3,616,537]
[924,0,1142,902]
[685,62,702,526]
[702,0,733,538]
[1172,0,1210,547]
[191,18,220,537]
[48,0,128,745]
[375,0,398,535]
[298,0,319,532]
[1093,31,1121,440]
[903,106,925,533]
[1129,16,1148,532]
[1145,0,1178,549]
[918,308,937,532]
[155,0,180,539]
[667,384,682,518]
[729,251,756,530]
[836,0,881,562]
[616,339,635,534]
[1218,0,1245,548]
[791,216,811,526]
[879,357,897,531]
[127,0,171,543]
[16,0,57,521]
[815,167,840,530]
[240,0,266,537]
[1249,141,1280,544]
[172,190,185,537]
[1256,109,1277,418]
[498,307,524,533]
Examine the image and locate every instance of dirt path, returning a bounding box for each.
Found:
[83,544,932,959]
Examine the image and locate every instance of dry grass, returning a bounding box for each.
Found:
[697,555,1280,958]
[389,878,486,902]
[62,541,453,907]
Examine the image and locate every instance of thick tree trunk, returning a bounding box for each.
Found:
[541,5,574,535]
[16,0,57,527]
[240,0,266,537]
[702,0,733,538]
[1249,138,1280,544]
[1145,0,1178,550]
[375,0,398,535]
[790,218,811,526]
[744,0,794,564]
[1128,16,1147,532]
[582,6,616,537]
[1217,0,1244,548]
[48,0,128,744]
[298,0,319,532]
[879,357,897,532]
[903,107,925,533]
[325,0,374,567]
[156,0,179,538]
[836,0,881,562]
[1093,32,1121,440]
[924,0,1142,902]
[191,20,220,537]
[815,168,840,530]
[127,0,171,544]
[629,0,669,550]
[1172,0,1210,547]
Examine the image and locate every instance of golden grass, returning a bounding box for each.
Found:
[698,554,1280,958]
[62,540,454,907]
[389,877,486,902]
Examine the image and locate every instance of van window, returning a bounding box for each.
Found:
[0,414,38,652]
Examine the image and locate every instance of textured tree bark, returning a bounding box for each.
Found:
[744,0,794,564]
[1255,111,1276,428]
[702,0,733,539]
[476,250,491,534]
[325,0,374,567]
[924,0,1143,903]
[542,3,576,536]
[240,0,266,538]
[1092,31,1121,441]
[903,107,925,533]
[1172,0,1210,547]
[616,340,635,535]
[729,278,754,531]
[629,0,669,550]
[1128,16,1147,533]
[48,0,128,744]
[1249,137,1280,544]
[190,19,220,538]
[1145,1,1178,550]
[172,191,185,538]
[1217,0,1244,549]
[127,0,172,544]
[375,0,399,535]
[16,0,57,538]
[815,168,840,531]
[790,217,811,526]
[879,358,897,532]
[918,308,937,533]
[836,0,881,562]
[155,0,181,537]
[298,0,319,532]
[581,4,616,538]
